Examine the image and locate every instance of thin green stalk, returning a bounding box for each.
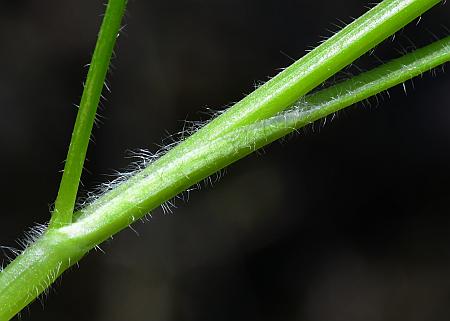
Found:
[50,0,127,228]
[1,36,447,321]
[243,35,450,146]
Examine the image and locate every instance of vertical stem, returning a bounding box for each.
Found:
[50,0,127,228]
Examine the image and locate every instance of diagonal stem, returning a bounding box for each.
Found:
[171,0,442,141]
[81,0,443,209]
[69,36,450,248]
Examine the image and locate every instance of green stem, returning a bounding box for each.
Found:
[2,39,447,320]
[245,35,450,146]
[81,0,442,209]
[0,231,86,321]
[177,0,441,139]
[67,36,450,250]
[50,0,127,228]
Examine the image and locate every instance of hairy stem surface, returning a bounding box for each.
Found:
[175,0,442,139]
[69,36,450,248]
[50,0,127,228]
[85,0,442,206]
[1,35,447,321]
[0,0,447,319]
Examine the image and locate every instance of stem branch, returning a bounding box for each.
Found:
[50,0,127,228]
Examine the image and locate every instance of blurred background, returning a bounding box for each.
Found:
[0,1,449,320]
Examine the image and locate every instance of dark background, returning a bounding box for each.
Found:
[1,1,449,320]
